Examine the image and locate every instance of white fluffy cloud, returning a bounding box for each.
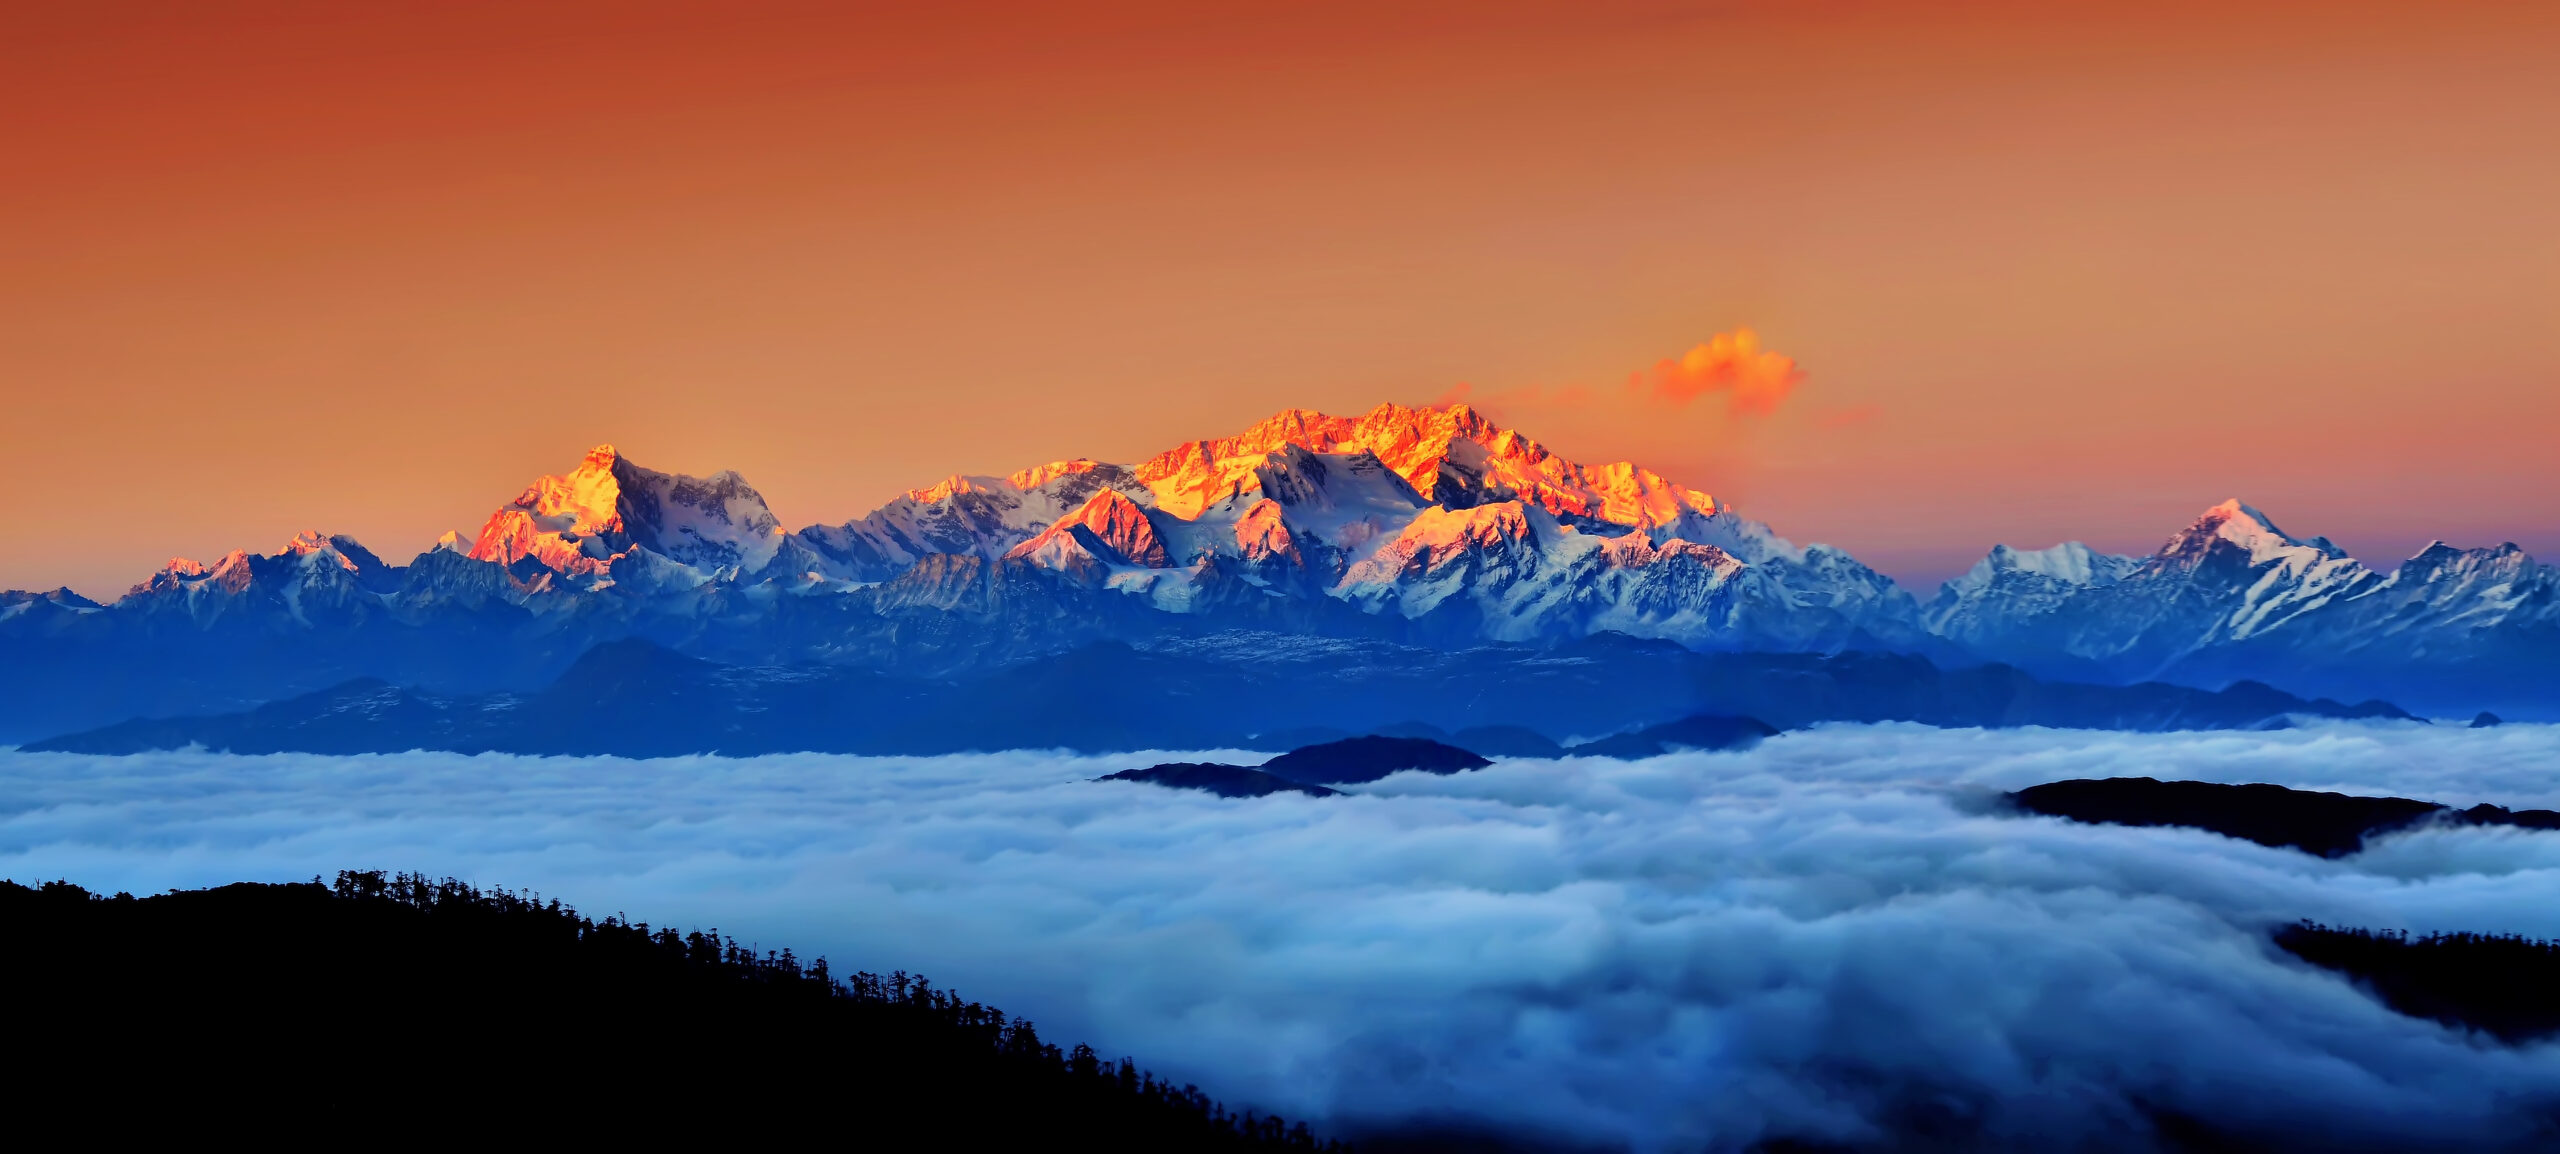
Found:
[7,722,2560,1150]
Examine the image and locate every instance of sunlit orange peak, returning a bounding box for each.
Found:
[465,442,630,575]
[1002,488,1169,568]
[906,474,993,503]
[1131,400,1720,531]
[1007,459,1104,490]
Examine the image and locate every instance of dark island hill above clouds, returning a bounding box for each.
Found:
[1095,729,1787,801]
[2008,777,2560,860]
[3,402,2549,748]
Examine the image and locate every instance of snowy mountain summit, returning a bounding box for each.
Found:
[468,444,786,579]
[755,402,1913,649]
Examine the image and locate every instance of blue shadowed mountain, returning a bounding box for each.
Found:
[25,635,2412,758]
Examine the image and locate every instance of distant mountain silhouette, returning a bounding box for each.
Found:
[1097,763,1339,798]
[1448,726,1567,758]
[1101,737,1489,800]
[1259,736,1492,785]
[22,634,2417,758]
[1563,714,1777,759]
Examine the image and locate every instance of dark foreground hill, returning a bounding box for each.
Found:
[23,633,2413,758]
[2278,923,2560,1042]
[2010,780,2560,1044]
[2008,777,2560,857]
[1,871,1334,1148]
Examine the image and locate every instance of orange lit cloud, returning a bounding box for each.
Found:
[1631,329,1805,418]
[1438,330,1810,422]
[1423,331,1817,497]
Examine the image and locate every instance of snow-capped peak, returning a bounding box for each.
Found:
[1131,401,1723,533]
[1004,488,1170,569]
[1952,542,2135,594]
[2152,498,2348,570]
[541,445,631,536]
[468,444,629,573]
[467,444,784,577]
[906,474,1000,504]
[2202,498,2305,549]
[1923,541,2139,641]
[1007,459,1105,490]
[276,530,377,575]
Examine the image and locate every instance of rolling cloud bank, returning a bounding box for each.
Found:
[7,723,2560,1150]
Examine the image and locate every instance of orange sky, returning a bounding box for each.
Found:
[3,0,2554,598]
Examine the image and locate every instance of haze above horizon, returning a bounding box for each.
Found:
[4,0,2553,599]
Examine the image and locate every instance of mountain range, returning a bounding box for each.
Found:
[3,401,2551,745]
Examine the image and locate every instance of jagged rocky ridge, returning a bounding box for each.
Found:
[2,403,2549,743]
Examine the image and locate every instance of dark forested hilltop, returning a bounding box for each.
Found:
[2279,923,2560,1042]
[2,871,1336,1148]
[2008,777,2560,858]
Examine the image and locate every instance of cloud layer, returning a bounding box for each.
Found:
[8,722,2560,1150]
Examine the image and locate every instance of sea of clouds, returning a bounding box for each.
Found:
[8,721,2560,1150]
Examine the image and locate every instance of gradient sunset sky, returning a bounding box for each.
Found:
[4,0,2554,598]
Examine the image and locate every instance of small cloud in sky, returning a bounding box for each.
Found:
[1632,328,1805,417]
[1815,402,1881,430]
[1437,328,1812,426]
